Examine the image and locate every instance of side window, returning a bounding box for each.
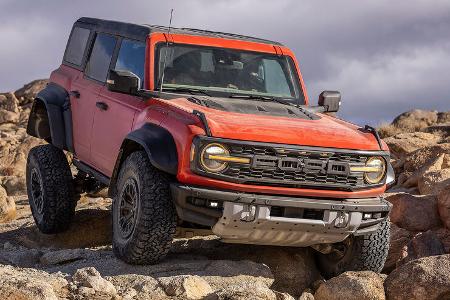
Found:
[85,33,117,82]
[115,39,146,88]
[64,27,90,66]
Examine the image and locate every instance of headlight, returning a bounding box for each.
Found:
[363,156,386,184]
[200,143,230,172]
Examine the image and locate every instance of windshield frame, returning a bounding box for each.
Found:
[153,42,306,105]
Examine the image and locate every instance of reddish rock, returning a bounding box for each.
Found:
[384,223,412,271]
[387,193,441,231]
[437,186,450,229]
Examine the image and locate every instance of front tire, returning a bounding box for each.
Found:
[315,219,390,278]
[112,151,177,264]
[26,144,77,234]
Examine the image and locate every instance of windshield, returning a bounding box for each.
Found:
[155,44,305,104]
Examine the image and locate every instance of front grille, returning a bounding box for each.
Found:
[222,143,369,190]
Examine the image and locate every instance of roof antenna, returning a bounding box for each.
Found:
[159,8,174,93]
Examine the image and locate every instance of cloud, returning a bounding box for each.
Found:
[0,0,449,124]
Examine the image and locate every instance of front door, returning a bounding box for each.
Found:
[71,32,117,166]
[90,38,147,176]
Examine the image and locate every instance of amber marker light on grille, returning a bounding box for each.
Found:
[207,155,250,164]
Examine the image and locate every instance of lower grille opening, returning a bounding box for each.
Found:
[303,209,324,220]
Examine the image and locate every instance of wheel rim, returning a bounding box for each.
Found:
[118,178,138,239]
[30,168,44,214]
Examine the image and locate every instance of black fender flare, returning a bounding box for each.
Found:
[108,123,178,197]
[27,83,74,152]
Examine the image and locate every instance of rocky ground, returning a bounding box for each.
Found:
[0,80,449,300]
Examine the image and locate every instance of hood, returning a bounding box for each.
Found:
[164,96,384,151]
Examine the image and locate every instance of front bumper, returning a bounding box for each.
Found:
[171,184,391,247]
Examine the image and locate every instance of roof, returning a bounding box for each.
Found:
[76,17,283,45]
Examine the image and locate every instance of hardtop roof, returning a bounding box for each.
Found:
[76,17,283,45]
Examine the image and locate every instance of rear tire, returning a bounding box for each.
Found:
[26,144,77,234]
[112,151,177,264]
[315,219,390,278]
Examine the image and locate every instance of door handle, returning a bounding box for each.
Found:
[69,90,80,98]
[96,101,108,111]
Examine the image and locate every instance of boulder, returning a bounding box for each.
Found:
[72,267,117,296]
[384,223,412,271]
[14,79,48,106]
[0,186,16,223]
[433,227,450,253]
[401,231,445,264]
[40,249,93,266]
[108,274,168,300]
[383,132,440,158]
[0,264,68,300]
[387,193,441,231]
[0,93,19,113]
[399,153,444,188]
[158,275,213,300]
[2,176,26,196]
[418,169,450,195]
[438,186,450,229]
[214,280,277,300]
[0,242,41,267]
[0,110,19,124]
[384,254,450,300]
[437,111,450,123]
[314,271,385,300]
[299,291,315,300]
[391,109,438,131]
[404,143,450,172]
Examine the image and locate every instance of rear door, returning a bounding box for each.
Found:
[90,38,146,176]
[70,32,117,166]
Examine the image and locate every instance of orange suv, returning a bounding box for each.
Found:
[26,17,393,277]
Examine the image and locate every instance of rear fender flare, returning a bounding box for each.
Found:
[27,83,74,152]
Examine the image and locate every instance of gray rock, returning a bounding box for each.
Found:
[72,267,117,296]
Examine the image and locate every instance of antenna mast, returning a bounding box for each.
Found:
[159,9,174,93]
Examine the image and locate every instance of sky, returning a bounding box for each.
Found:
[0,0,449,125]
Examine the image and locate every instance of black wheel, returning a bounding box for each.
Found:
[112,151,177,264]
[315,219,390,278]
[26,144,77,234]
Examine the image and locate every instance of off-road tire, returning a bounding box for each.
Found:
[112,151,177,264]
[315,218,390,278]
[26,144,77,234]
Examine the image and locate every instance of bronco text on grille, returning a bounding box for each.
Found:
[193,138,389,191]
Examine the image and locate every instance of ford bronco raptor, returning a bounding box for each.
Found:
[26,17,394,277]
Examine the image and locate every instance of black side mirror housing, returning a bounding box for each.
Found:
[318,91,341,112]
[107,70,140,95]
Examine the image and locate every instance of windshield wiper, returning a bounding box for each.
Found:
[161,86,211,97]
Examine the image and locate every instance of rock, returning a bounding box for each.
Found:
[399,153,444,188]
[0,186,16,223]
[158,275,213,299]
[14,79,48,106]
[387,193,441,231]
[40,249,92,266]
[418,169,450,195]
[391,109,438,131]
[299,291,315,300]
[0,264,68,300]
[438,186,450,229]
[2,176,26,196]
[401,231,445,264]
[404,143,450,173]
[437,111,450,123]
[433,228,450,253]
[0,243,41,267]
[384,132,440,158]
[214,280,277,300]
[0,93,19,113]
[384,223,412,271]
[384,254,450,300]
[314,271,385,300]
[72,267,117,296]
[0,109,19,124]
[424,123,450,136]
[108,274,168,300]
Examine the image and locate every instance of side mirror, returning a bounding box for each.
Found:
[318,91,341,113]
[107,70,140,95]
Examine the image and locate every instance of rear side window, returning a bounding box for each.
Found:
[85,33,117,82]
[64,27,90,66]
[115,39,146,88]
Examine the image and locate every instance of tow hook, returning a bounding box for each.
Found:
[240,204,257,222]
[334,211,349,228]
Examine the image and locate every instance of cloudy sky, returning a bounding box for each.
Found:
[0,0,449,125]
